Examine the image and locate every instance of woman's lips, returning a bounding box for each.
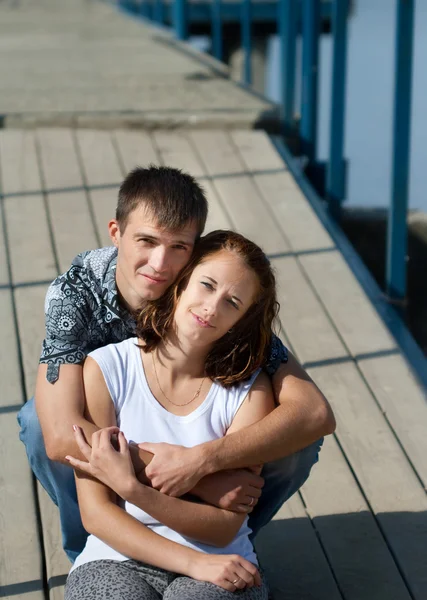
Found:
[191,312,214,328]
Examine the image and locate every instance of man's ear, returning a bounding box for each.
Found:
[108,219,120,248]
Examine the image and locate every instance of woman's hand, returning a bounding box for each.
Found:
[66,426,138,500]
[188,553,261,592]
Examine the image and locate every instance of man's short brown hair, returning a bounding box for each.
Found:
[116,166,208,235]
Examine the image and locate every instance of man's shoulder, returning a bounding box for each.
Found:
[47,247,117,298]
[69,246,118,279]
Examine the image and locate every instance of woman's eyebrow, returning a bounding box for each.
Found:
[203,276,243,305]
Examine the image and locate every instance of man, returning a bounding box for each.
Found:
[18,166,335,563]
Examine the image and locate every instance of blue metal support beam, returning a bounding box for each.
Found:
[139,0,152,20]
[326,0,348,219]
[174,0,188,40]
[386,0,415,303]
[211,0,223,61]
[301,0,320,161]
[153,0,165,25]
[278,0,298,132]
[241,0,253,85]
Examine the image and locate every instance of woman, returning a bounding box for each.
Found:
[65,230,279,600]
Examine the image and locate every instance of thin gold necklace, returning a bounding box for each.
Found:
[151,353,206,407]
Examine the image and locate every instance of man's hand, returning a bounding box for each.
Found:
[65,426,138,499]
[194,468,264,513]
[138,442,207,497]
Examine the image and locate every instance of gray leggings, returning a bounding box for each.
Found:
[65,559,269,600]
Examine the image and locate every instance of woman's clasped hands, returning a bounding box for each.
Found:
[189,553,262,592]
[66,426,138,500]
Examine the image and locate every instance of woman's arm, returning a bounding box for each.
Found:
[73,357,200,572]
[122,371,275,546]
[75,357,261,590]
[71,363,275,547]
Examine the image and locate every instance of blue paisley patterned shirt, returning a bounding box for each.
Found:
[40,247,288,383]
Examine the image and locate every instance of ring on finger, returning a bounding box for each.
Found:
[232,578,240,585]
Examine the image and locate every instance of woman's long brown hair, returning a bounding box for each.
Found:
[136,230,280,387]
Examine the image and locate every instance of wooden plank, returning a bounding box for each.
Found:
[88,186,119,248]
[0,205,9,286]
[114,130,159,175]
[0,289,44,600]
[302,251,427,489]
[255,493,342,600]
[76,130,123,187]
[231,130,335,253]
[37,129,83,191]
[302,435,412,600]
[14,285,47,399]
[271,252,427,598]
[38,486,70,600]
[152,131,231,233]
[190,130,287,254]
[15,284,69,600]
[311,361,427,600]
[0,130,42,195]
[272,255,346,365]
[233,129,427,492]
[4,195,57,285]
[270,254,415,598]
[48,190,99,273]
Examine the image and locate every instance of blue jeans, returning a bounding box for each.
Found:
[17,397,323,563]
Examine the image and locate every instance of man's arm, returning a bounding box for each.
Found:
[35,363,97,462]
[35,363,148,478]
[69,364,275,547]
[203,352,335,471]
[140,352,335,496]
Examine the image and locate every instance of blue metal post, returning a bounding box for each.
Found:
[174,0,188,40]
[139,0,151,20]
[326,0,349,220]
[153,0,164,24]
[386,0,415,302]
[241,0,252,85]
[211,0,223,61]
[278,0,298,132]
[301,0,320,161]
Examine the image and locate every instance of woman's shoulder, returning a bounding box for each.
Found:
[88,337,139,362]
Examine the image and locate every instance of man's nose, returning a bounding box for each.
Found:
[148,246,168,273]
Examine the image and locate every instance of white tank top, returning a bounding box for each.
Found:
[71,337,260,572]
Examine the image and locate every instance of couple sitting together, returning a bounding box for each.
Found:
[18,166,335,600]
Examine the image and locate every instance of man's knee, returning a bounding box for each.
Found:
[17,397,46,460]
[261,438,324,486]
[18,397,42,441]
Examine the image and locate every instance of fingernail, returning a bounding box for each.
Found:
[73,425,78,432]
[65,456,70,461]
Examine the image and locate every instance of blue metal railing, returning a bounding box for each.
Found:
[118,0,415,306]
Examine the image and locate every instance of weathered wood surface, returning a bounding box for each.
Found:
[1,128,426,600]
[0,0,277,130]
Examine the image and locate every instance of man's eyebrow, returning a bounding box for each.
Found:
[133,232,158,240]
[204,276,243,305]
[133,232,193,246]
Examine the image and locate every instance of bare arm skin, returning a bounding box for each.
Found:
[35,363,148,479]
[140,352,335,496]
[119,371,275,546]
[202,352,335,471]
[70,359,275,547]
[35,361,264,510]
[74,406,261,588]
[77,475,260,590]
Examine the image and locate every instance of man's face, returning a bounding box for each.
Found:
[109,206,199,311]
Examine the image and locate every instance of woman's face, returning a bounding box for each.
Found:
[173,250,259,348]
